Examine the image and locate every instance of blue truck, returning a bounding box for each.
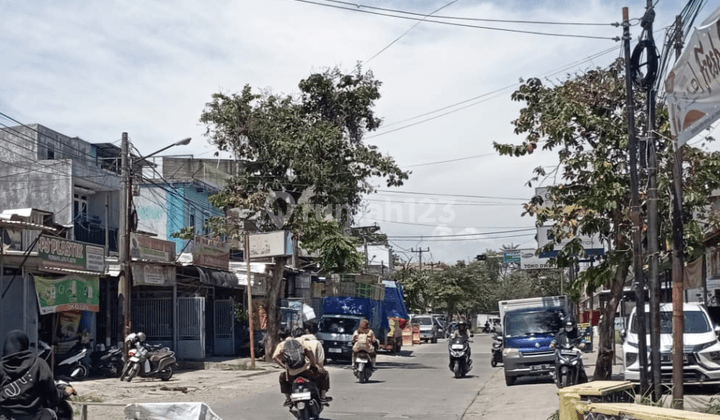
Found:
[499,296,568,386]
[317,280,409,362]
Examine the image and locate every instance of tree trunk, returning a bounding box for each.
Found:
[593,262,629,380]
[264,255,288,362]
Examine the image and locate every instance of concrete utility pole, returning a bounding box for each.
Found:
[671,14,685,409]
[410,247,430,271]
[623,7,649,393]
[118,133,132,351]
[245,233,255,368]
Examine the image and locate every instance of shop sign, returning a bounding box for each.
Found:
[249,230,292,258]
[131,263,176,286]
[519,249,554,270]
[34,274,100,314]
[130,233,175,262]
[193,235,229,271]
[36,235,105,273]
[503,250,521,264]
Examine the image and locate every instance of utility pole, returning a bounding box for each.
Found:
[118,132,132,351]
[636,0,662,400]
[245,233,255,368]
[671,14,685,409]
[623,7,649,393]
[410,247,430,271]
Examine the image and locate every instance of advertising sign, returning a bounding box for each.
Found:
[249,231,292,258]
[193,236,230,271]
[36,235,105,274]
[34,274,100,314]
[519,249,554,270]
[666,6,720,147]
[536,225,604,258]
[130,233,175,262]
[131,263,176,286]
[534,187,554,210]
[503,250,521,264]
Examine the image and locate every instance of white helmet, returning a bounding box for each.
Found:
[136,332,146,342]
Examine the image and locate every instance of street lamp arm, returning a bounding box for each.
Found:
[133,137,192,164]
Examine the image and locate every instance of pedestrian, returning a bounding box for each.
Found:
[0,330,71,420]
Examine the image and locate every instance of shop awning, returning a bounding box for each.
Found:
[196,267,241,289]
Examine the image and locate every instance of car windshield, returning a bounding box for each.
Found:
[504,309,564,337]
[630,311,711,334]
[319,318,359,334]
[414,317,432,326]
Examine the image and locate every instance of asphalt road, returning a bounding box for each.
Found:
[211,334,561,420]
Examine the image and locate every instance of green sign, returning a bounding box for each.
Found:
[36,235,104,273]
[504,250,521,264]
[34,274,100,315]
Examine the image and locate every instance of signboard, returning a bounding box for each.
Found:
[666,6,720,147]
[534,187,554,210]
[503,250,521,264]
[131,263,176,286]
[519,249,554,270]
[130,233,175,262]
[536,225,604,258]
[193,236,230,271]
[34,274,100,314]
[249,231,293,258]
[35,235,105,274]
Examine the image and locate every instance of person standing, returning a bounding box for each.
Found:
[0,330,70,420]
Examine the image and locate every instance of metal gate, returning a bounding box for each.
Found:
[178,297,205,360]
[214,299,235,356]
[132,298,173,341]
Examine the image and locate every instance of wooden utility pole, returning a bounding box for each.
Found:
[671,14,685,409]
[623,7,649,393]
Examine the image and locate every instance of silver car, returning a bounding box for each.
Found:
[412,315,438,343]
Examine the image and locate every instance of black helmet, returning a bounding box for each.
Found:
[564,318,576,332]
[458,320,468,329]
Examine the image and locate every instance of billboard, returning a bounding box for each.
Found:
[519,249,554,270]
[35,235,104,274]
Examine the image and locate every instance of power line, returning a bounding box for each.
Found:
[403,153,496,168]
[294,0,619,40]
[375,189,527,200]
[389,227,536,238]
[390,233,535,242]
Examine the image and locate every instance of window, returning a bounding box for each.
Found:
[47,148,54,159]
[73,194,88,220]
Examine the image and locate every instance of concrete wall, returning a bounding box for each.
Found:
[0,274,40,353]
[136,185,170,239]
[0,160,74,225]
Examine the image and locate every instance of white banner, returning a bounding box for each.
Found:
[519,249,554,270]
[666,6,720,147]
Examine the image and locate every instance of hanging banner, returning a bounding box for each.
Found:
[33,274,100,314]
[131,263,176,287]
[665,6,720,147]
[35,235,105,274]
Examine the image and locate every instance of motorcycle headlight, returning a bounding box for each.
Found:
[625,352,637,366]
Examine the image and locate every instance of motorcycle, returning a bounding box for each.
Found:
[352,350,373,383]
[119,333,176,382]
[448,336,472,378]
[490,334,503,367]
[89,344,124,378]
[39,339,90,381]
[553,342,585,388]
[54,380,76,420]
[289,376,325,420]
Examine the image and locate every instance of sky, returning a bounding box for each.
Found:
[1,0,716,267]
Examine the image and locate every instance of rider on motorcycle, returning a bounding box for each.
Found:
[351,319,377,371]
[448,320,472,368]
[273,322,332,407]
[549,317,588,383]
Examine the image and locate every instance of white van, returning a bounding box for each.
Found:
[622,302,720,383]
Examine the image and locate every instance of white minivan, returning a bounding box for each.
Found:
[623,302,720,383]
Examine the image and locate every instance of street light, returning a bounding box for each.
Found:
[118,132,191,349]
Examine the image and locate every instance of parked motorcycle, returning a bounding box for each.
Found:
[352,350,373,383]
[288,376,325,420]
[490,334,503,367]
[553,342,585,388]
[89,344,124,378]
[448,336,472,378]
[119,332,176,382]
[39,339,90,381]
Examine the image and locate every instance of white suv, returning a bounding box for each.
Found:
[623,302,720,383]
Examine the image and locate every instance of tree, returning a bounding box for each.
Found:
[494,58,720,378]
[200,64,409,359]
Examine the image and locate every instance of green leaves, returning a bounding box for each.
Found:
[199,64,409,273]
